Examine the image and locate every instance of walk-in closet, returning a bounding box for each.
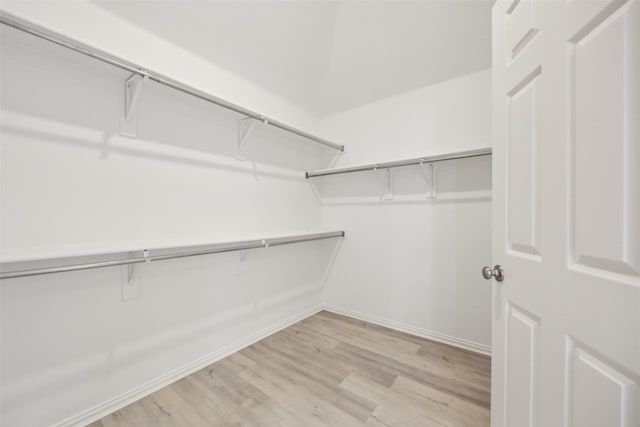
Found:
[1,1,638,426]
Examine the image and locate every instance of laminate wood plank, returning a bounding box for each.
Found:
[91,311,491,426]
[193,362,267,406]
[279,321,342,351]
[319,312,490,380]
[390,375,490,427]
[317,311,432,346]
[168,375,244,425]
[240,341,376,423]
[312,343,400,388]
[239,363,363,427]
[301,313,422,355]
[331,341,490,409]
[187,361,303,426]
[219,351,257,375]
[368,401,450,427]
[188,368,291,427]
[340,371,453,427]
[135,384,214,426]
[246,335,350,387]
[305,314,490,388]
[417,339,491,369]
[415,343,491,386]
[91,401,150,427]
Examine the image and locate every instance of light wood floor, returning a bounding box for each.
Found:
[91,311,491,426]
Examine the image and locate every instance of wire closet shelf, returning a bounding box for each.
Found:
[0,14,344,152]
[0,231,346,280]
[305,148,492,178]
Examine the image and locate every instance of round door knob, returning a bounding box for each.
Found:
[482,265,504,282]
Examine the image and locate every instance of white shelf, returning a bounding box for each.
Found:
[0,230,345,264]
[0,13,344,153]
[306,147,491,178]
[0,230,346,279]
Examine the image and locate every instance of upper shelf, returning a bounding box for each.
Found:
[305,147,492,178]
[0,13,344,152]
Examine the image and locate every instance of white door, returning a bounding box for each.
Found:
[491,1,640,426]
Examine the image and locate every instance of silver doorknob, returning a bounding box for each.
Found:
[482,265,504,282]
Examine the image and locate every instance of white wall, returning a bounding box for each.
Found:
[0,3,493,425]
[318,70,493,353]
[0,18,338,427]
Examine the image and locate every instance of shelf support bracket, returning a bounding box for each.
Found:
[120,74,148,138]
[420,160,437,199]
[236,117,267,161]
[125,74,148,121]
[126,249,149,283]
[127,251,136,283]
[374,167,393,201]
[122,251,142,301]
[384,169,394,201]
[237,249,248,275]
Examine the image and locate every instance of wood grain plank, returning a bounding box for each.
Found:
[332,341,490,409]
[340,371,452,427]
[391,375,490,426]
[92,311,491,426]
[240,341,375,423]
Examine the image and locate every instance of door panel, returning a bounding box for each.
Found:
[569,0,640,280]
[506,67,541,259]
[567,339,639,427]
[505,303,539,427]
[507,0,540,61]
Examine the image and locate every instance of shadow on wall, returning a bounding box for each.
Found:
[0,25,338,178]
[0,238,342,425]
[310,155,492,205]
[0,22,332,257]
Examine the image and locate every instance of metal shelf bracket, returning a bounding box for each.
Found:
[121,74,148,138]
[126,249,150,283]
[236,117,267,161]
[122,251,141,300]
[237,249,248,275]
[127,251,136,282]
[374,167,393,201]
[125,74,148,121]
[420,160,437,199]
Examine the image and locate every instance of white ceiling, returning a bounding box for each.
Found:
[92,1,492,117]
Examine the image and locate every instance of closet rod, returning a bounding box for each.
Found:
[0,231,345,280]
[0,14,344,152]
[305,147,492,178]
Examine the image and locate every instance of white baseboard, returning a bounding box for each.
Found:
[322,304,491,356]
[56,304,322,427]
[57,303,489,426]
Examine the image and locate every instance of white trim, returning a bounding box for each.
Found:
[55,305,322,427]
[56,303,490,426]
[322,304,491,356]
